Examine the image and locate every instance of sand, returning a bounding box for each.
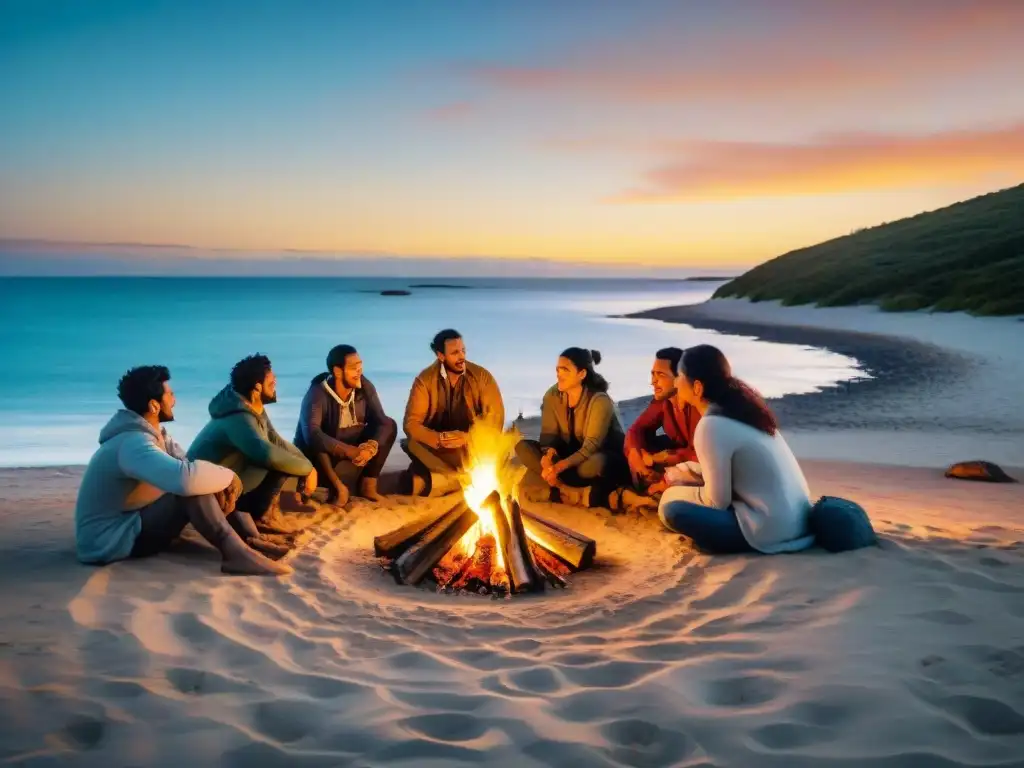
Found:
[2,299,1024,766]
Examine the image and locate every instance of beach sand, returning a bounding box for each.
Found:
[2,299,1024,766]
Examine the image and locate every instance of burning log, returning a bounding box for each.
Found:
[489,565,511,593]
[528,540,571,585]
[393,500,476,585]
[432,548,468,589]
[374,497,463,559]
[451,534,499,593]
[520,506,596,570]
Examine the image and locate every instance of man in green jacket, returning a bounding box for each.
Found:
[189,354,317,519]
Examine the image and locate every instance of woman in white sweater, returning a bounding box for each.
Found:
[649,345,814,554]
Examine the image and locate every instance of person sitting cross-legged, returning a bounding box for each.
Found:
[294,344,397,505]
[651,345,815,554]
[516,348,628,508]
[74,365,291,575]
[401,328,505,496]
[624,346,701,492]
[189,354,317,523]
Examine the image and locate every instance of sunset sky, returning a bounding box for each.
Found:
[2,0,1023,269]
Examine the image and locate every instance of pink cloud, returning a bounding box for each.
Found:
[459,3,1024,106]
[611,123,1024,201]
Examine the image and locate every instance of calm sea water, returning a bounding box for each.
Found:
[0,277,863,467]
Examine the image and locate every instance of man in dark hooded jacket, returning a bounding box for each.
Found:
[294,344,397,504]
[188,355,316,520]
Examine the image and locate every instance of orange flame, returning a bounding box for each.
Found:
[455,422,525,568]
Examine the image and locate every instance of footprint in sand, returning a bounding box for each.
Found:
[600,718,695,766]
[60,714,107,750]
[702,673,786,708]
[250,699,326,743]
[400,712,490,743]
[506,666,563,695]
[165,666,250,695]
[750,721,831,750]
[939,694,1024,736]
[915,609,973,626]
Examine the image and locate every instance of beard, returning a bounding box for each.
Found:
[262,392,278,404]
[444,360,466,375]
[344,374,362,389]
[158,408,174,423]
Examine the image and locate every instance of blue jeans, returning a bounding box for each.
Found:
[659,499,754,554]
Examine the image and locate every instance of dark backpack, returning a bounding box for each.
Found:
[808,495,877,553]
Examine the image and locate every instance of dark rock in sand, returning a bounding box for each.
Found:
[380,289,412,296]
[945,461,1017,483]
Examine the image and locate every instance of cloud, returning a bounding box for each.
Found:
[611,123,1024,201]
[423,101,477,122]
[458,2,1024,106]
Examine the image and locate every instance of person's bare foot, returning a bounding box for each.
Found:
[326,483,350,508]
[221,540,292,575]
[359,477,384,501]
[259,531,296,547]
[619,488,658,514]
[245,535,291,560]
[555,484,591,508]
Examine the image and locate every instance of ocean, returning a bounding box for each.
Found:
[0,277,863,467]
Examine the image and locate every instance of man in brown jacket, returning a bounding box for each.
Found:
[402,328,505,495]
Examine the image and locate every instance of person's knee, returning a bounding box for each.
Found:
[659,500,698,534]
[577,454,607,480]
[378,418,398,447]
[514,439,535,463]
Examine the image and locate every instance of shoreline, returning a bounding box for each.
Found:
[613,299,1024,468]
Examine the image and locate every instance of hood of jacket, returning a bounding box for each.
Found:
[98,409,163,444]
[208,384,260,419]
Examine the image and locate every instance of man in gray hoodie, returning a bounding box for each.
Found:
[74,366,291,576]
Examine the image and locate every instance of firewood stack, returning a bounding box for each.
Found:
[374,490,595,596]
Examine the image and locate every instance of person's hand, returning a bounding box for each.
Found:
[352,440,378,467]
[652,450,676,466]
[647,479,668,496]
[625,448,645,483]
[217,473,243,514]
[541,459,565,486]
[303,469,318,497]
[540,448,558,472]
[439,431,468,449]
[640,449,655,468]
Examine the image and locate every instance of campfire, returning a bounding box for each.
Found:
[374,424,596,596]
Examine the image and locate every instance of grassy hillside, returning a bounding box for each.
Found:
[713,183,1024,316]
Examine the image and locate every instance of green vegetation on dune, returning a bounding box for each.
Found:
[713,183,1024,316]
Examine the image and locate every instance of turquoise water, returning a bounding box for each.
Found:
[0,277,862,466]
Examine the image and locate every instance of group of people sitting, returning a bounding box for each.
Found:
[74,327,815,576]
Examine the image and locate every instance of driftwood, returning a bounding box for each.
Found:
[374,497,463,558]
[393,500,476,585]
[520,507,596,570]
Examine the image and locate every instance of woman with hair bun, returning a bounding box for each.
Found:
[515,347,628,507]
[650,344,814,554]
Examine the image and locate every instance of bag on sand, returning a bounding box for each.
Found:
[809,495,877,553]
[944,460,1017,484]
